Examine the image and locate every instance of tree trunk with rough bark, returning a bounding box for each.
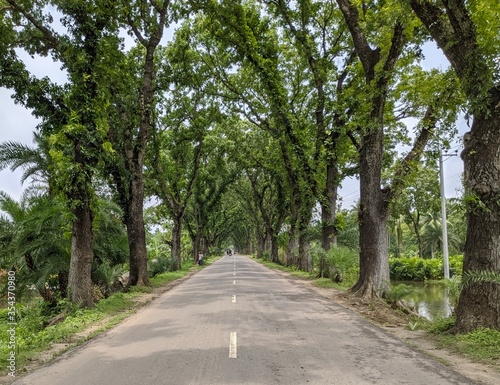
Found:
[171,216,182,271]
[456,97,500,331]
[298,230,312,272]
[126,176,150,287]
[321,161,339,250]
[286,225,299,267]
[270,233,279,264]
[69,203,94,308]
[351,130,391,297]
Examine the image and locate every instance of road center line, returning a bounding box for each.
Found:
[232,295,236,303]
[229,332,237,358]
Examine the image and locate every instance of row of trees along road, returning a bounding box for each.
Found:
[0,1,498,333]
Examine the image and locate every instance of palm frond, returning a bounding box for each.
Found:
[0,141,40,171]
[462,270,500,288]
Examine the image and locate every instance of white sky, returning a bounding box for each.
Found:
[0,38,464,209]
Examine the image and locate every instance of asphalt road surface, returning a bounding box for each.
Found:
[13,254,478,385]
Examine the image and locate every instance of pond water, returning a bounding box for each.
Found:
[396,281,453,321]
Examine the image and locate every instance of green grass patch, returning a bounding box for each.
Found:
[455,328,500,365]
[314,278,338,289]
[426,318,500,367]
[256,259,290,272]
[150,270,188,288]
[290,270,313,279]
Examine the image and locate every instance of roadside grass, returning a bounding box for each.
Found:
[427,319,500,368]
[0,257,218,376]
[254,257,350,290]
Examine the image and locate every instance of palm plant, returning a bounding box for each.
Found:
[421,211,460,258]
[0,191,70,304]
[0,132,52,191]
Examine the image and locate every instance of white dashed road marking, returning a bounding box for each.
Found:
[229,332,237,358]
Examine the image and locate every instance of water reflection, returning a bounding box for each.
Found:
[397,281,453,321]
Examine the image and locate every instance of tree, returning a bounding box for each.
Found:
[144,23,225,270]
[238,130,288,262]
[409,0,500,332]
[0,132,52,192]
[1,0,122,307]
[108,0,173,287]
[183,121,241,262]
[391,162,441,258]
[336,0,458,298]
[265,0,353,251]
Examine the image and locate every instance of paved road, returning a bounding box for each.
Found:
[13,254,477,385]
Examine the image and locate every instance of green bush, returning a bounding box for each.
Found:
[389,255,463,281]
[147,257,175,277]
[311,244,359,287]
[383,283,413,305]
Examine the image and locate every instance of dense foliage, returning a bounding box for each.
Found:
[389,255,463,281]
[0,0,499,333]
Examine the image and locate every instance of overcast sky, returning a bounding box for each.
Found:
[0,40,465,208]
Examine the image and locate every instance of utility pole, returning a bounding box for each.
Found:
[439,152,457,279]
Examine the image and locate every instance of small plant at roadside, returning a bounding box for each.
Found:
[407,321,419,331]
[429,316,456,333]
[383,283,412,305]
[443,275,461,311]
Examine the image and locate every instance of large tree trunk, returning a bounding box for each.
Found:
[193,232,202,264]
[256,233,265,259]
[270,233,279,264]
[336,0,405,299]
[69,204,94,308]
[126,176,150,287]
[171,217,182,271]
[455,94,500,332]
[286,225,299,267]
[298,230,312,272]
[321,161,339,250]
[351,131,390,298]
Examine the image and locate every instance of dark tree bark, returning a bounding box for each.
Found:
[321,159,339,250]
[171,216,183,271]
[69,203,94,308]
[126,174,149,286]
[409,0,500,333]
[351,129,391,297]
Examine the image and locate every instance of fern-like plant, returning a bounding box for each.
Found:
[383,283,413,305]
[462,270,500,288]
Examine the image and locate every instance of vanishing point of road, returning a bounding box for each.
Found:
[13,254,478,385]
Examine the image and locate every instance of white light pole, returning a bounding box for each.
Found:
[439,152,457,279]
